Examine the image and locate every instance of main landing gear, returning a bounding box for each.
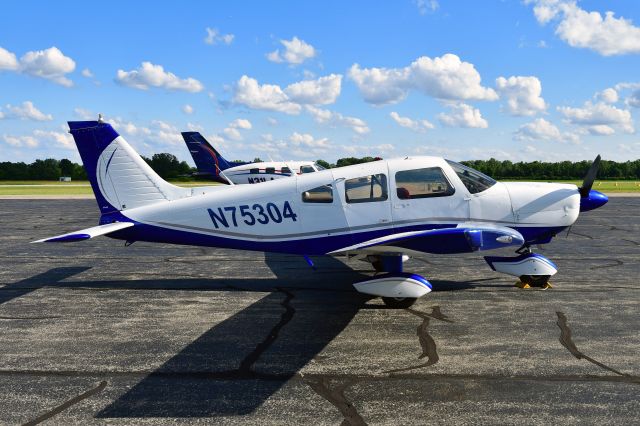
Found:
[352,254,431,308]
[484,247,557,290]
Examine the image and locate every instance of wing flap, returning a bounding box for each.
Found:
[32,222,134,243]
[330,225,524,255]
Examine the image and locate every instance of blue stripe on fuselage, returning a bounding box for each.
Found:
[106,217,566,255]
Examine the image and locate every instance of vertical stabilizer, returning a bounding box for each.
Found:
[181,132,248,178]
[69,121,190,213]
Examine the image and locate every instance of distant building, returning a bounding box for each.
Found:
[59,177,71,182]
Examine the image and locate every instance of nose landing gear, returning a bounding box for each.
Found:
[515,274,553,289]
[484,249,557,290]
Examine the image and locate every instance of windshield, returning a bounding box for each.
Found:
[314,162,326,171]
[445,160,496,194]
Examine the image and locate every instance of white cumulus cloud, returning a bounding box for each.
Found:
[2,134,39,148]
[558,101,634,133]
[306,105,370,135]
[19,46,76,87]
[223,118,252,141]
[588,125,615,136]
[182,104,194,114]
[389,111,434,132]
[514,117,579,143]
[437,103,488,128]
[628,90,640,108]
[233,75,301,115]
[267,37,316,65]
[0,46,76,86]
[33,129,75,149]
[284,74,342,105]
[348,53,497,105]
[495,76,547,116]
[0,46,18,70]
[116,62,204,92]
[289,132,331,151]
[74,108,94,120]
[81,68,93,78]
[204,27,234,45]
[525,0,640,56]
[3,101,53,121]
[414,0,439,15]
[596,87,619,103]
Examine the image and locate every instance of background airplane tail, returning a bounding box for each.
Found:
[181,132,244,177]
[69,120,190,214]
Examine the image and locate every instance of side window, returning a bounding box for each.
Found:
[281,167,292,174]
[250,168,259,174]
[302,184,333,203]
[395,167,455,199]
[300,165,315,174]
[265,167,275,174]
[345,174,388,204]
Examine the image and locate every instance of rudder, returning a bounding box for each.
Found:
[69,120,190,213]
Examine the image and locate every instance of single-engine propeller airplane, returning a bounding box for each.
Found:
[33,119,608,307]
[182,131,325,184]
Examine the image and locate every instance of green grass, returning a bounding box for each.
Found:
[0,180,221,196]
[0,179,637,196]
[503,180,640,192]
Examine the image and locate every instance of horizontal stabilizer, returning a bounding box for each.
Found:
[32,222,134,243]
[330,225,524,255]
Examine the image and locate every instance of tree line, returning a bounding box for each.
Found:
[1,155,639,180]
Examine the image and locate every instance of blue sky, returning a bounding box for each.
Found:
[1,0,640,165]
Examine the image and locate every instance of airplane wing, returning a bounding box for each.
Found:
[32,222,134,243]
[329,224,524,255]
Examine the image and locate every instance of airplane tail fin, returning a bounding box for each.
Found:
[181,132,246,178]
[69,120,190,214]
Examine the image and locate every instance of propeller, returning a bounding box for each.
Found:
[579,154,601,197]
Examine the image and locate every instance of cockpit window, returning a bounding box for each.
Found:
[300,165,315,174]
[314,162,326,171]
[445,160,496,194]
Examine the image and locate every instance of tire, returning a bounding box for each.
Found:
[382,297,417,309]
[519,275,550,287]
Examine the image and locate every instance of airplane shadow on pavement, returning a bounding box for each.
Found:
[96,252,368,418]
[3,255,482,418]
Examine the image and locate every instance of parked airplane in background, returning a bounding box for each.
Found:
[181,131,325,184]
[34,119,608,307]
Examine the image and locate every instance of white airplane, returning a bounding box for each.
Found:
[181,132,325,184]
[34,119,608,307]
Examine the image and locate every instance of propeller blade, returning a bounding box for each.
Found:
[579,154,601,197]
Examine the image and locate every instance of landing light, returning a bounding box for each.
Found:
[496,235,513,244]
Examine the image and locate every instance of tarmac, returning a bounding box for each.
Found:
[0,198,638,425]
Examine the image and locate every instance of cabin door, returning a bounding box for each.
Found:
[333,163,394,242]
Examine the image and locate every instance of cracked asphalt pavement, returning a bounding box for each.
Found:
[0,198,638,425]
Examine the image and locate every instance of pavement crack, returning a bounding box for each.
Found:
[556,312,635,379]
[237,288,295,377]
[385,306,451,374]
[589,259,624,270]
[22,380,107,426]
[570,231,594,240]
[303,375,366,426]
[621,238,640,246]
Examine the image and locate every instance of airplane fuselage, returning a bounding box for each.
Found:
[105,157,581,255]
[220,161,325,185]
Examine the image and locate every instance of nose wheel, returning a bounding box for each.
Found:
[381,296,417,308]
[485,252,557,290]
[516,274,553,289]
